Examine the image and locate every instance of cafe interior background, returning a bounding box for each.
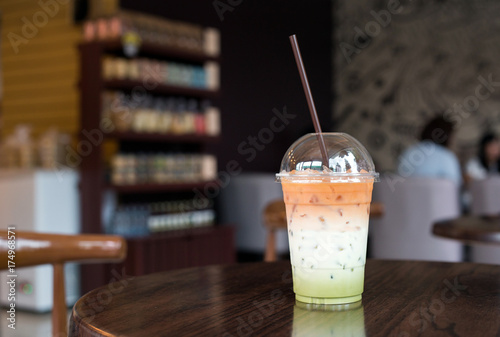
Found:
[1,0,500,332]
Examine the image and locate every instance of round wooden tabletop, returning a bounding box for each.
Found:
[433,216,500,243]
[70,260,500,337]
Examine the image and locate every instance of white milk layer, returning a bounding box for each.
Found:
[287,205,370,299]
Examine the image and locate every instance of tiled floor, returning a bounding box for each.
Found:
[0,309,71,337]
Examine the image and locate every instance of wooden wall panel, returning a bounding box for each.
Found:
[0,0,81,138]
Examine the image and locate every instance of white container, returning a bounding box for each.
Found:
[0,169,81,312]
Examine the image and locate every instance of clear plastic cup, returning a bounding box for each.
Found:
[276,133,378,306]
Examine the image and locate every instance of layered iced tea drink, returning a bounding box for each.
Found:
[277,133,377,305]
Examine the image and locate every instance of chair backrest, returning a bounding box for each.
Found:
[218,173,288,256]
[0,231,126,337]
[370,175,462,262]
[262,199,287,262]
[469,176,500,265]
[470,176,500,216]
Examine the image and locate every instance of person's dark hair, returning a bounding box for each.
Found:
[478,133,499,170]
[420,116,454,147]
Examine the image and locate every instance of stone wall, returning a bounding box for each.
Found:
[334,0,500,171]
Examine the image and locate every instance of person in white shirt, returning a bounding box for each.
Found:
[465,133,500,180]
[398,116,462,187]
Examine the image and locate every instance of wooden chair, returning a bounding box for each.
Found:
[262,200,287,262]
[0,231,127,337]
[262,200,384,262]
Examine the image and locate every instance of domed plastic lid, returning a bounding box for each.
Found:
[276,133,379,182]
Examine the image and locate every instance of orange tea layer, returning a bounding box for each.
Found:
[281,181,373,232]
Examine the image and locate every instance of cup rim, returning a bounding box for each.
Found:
[275,172,379,182]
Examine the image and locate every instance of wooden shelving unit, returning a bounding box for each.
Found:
[78,39,234,294]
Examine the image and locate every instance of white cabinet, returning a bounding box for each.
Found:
[0,169,80,312]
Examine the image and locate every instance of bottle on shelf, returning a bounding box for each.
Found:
[110,152,218,186]
[102,56,215,90]
[102,91,220,137]
[83,10,220,57]
[107,198,216,237]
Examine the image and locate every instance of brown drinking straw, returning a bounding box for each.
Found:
[289,34,329,168]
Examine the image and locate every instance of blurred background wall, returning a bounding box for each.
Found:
[333,0,500,172]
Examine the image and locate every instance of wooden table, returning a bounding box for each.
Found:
[70,260,500,337]
[433,216,500,243]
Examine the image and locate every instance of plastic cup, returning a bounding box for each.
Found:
[276,133,378,306]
